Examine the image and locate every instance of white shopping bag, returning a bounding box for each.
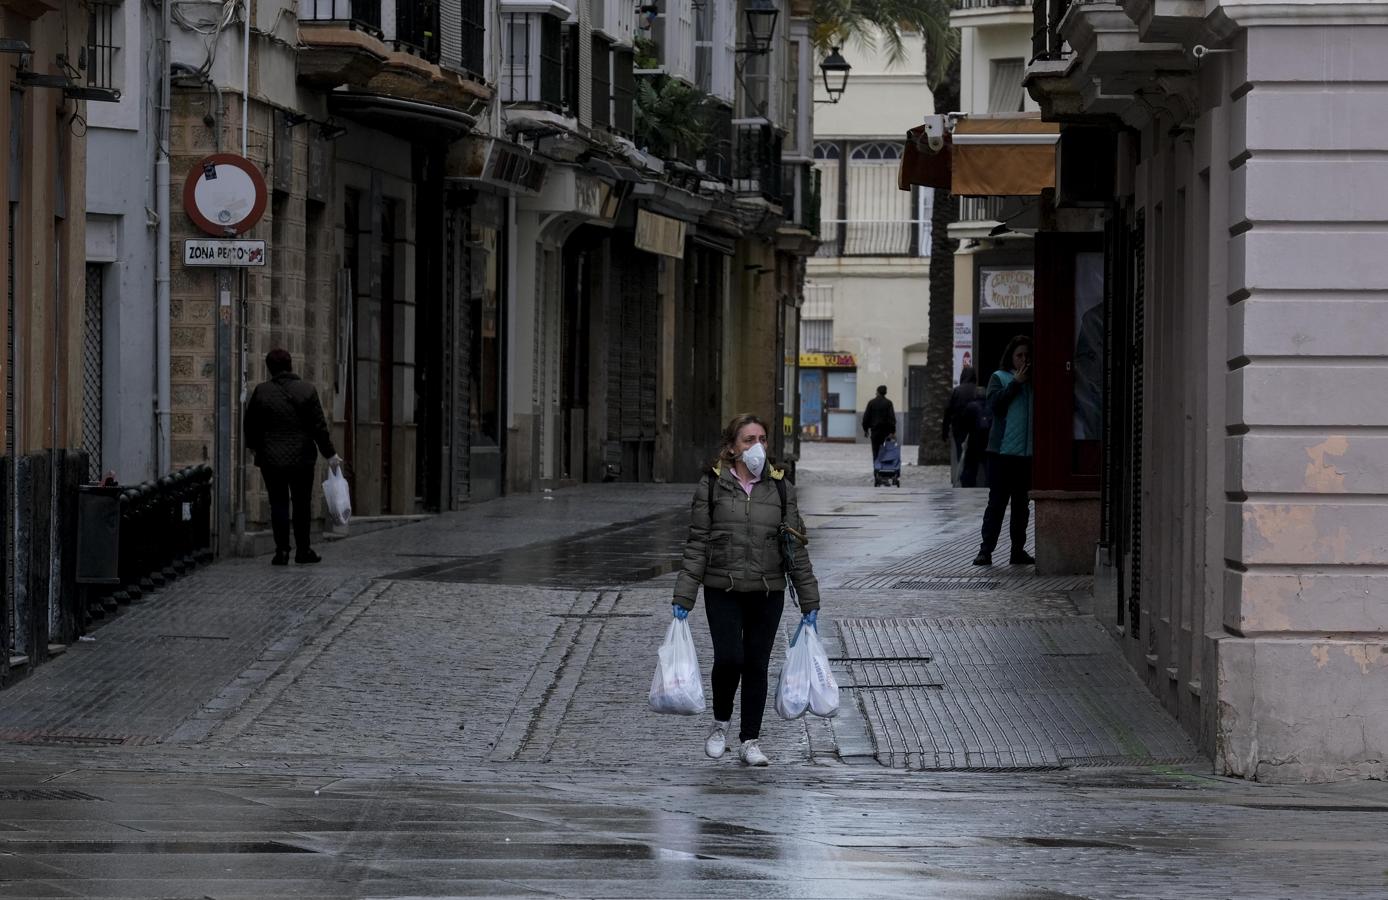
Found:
[803,625,840,718]
[775,620,839,719]
[649,619,705,715]
[322,466,352,528]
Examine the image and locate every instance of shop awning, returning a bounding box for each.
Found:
[899,113,1059,197]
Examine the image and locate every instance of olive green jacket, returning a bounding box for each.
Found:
[673,464,821,613]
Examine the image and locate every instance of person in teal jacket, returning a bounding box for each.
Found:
[974,335,1035,567]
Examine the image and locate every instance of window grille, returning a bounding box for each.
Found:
[540,15,562,108]
[590,36,611,129]
[612,48,634,136]
[459,0,485,76]
[85,1,120,91]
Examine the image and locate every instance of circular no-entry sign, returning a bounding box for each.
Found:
[182,153,268,236]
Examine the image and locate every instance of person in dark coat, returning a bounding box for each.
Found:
[861,385,897,464]
[941,366,988,487]
[243,349,341,565]
[941,366,978,459]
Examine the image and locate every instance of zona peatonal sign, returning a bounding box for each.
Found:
[184,239,266,267]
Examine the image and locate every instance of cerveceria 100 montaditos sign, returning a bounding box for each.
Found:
[184,239,266,267]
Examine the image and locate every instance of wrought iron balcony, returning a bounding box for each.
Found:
[733,122,783,203]
[702,104,734,182]
[298,0,384,36]
[814,221,926,257]
[781,163,820,234]
[1032,0,1074,61]
[953,0,1029,10]
[958,196,1008,224]
[502,11,563,110]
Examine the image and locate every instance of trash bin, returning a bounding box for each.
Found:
[76,485,123,585]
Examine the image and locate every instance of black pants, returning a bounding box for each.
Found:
[870,428,894,465]
[261,464,315,554]
[960,434,986,488]
[980,453,1031,555]
[705,587,784,743]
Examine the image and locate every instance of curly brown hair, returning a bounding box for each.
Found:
[715,413,773,468]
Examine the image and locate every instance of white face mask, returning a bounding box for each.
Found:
[741,442,767,479]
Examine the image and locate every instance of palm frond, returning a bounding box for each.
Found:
[811,0,958,89]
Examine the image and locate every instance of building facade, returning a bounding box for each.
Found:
[1025,0,1388,781]
[803,33,931,443]
[1,0,95,680]
[948,0,1042,430]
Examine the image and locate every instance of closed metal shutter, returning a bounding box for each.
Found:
[606,245,658,477]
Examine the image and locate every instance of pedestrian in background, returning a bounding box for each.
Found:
[672,413,822,767]
[974,336,1035,567]
[941,366,980,479]
[861,385,897,465]
[244,349,342,566]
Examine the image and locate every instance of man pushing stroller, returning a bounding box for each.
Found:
[862,386,900,486]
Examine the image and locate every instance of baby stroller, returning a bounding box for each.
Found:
[873,435,901,487]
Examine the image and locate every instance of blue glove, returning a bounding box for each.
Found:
[802,609,818,630]
[672,604,689,621]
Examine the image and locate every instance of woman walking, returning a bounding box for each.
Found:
[672,413,822,767]
[974,335,1036,567]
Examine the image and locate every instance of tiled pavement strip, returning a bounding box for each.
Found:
[0,443,1386,897]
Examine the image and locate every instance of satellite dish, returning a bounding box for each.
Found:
[182,153,268,236]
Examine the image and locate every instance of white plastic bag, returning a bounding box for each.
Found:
[322,466,352,528]
[804,625,840,718]
[649,619,705,715]
[775,620,839,720]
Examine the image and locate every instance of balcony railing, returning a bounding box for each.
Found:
[394,0,440,59]
[957,195,1007,224]
[298,0,384,35]
[734,122,783,203]
[458,0,485,77]
[953,0,1028,9]
[815,221,925,257]
[1032,0,1078,62]
[703,103,734,182]
[503,12,563,109]
[781,164,820,234]
[613,48,635,136]
[591,36,611,129]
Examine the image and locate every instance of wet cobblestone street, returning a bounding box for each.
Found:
[0,444,1385,898]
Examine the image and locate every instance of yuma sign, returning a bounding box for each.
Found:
[184,239,266,267]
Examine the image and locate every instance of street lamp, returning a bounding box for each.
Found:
[819,46,851,103]
[743,0,779,53]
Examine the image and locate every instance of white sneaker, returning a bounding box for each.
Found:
[705,721,729,758]
[739,739,769,767]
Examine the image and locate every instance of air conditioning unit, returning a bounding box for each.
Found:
[447,137,549,196]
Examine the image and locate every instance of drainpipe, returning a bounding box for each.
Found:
[240,0,249,158]
[155,0,172,475]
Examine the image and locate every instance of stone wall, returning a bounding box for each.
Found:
[168,93,336,532]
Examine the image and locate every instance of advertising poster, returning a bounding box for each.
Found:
[953,316,974,384]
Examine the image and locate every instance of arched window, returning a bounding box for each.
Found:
[849,141,903,161]
[813,142,841,160]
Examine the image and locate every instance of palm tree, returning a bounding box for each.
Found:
[811,0,959,465]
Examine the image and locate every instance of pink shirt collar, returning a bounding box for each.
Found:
[731,466,760,496]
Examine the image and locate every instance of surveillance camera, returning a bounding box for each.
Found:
[920,114,947,153]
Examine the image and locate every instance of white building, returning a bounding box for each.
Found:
[802,32,932,443]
